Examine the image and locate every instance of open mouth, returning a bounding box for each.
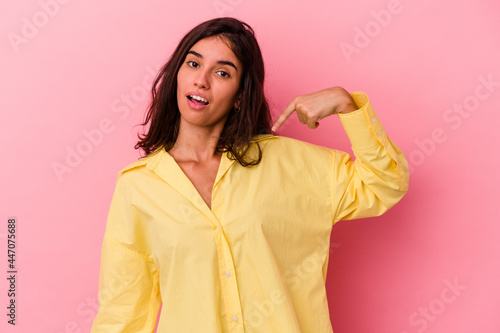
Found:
[187,95,209,105]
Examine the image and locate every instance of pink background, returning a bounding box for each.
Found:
[1,0,499,332]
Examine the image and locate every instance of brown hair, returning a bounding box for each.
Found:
[135,17,274,166]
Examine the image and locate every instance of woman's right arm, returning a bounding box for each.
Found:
[91,174,161,333]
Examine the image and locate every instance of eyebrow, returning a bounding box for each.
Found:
[187,50,238,71]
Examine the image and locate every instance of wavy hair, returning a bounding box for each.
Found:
[135,17,274,166]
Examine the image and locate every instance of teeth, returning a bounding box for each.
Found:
[189,95,208,104]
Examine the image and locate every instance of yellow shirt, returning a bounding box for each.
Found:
[91,92,409,333]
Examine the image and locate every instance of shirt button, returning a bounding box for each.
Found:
[372,117,377,122]
[216,227,221,231]
[225,271,231,277]
[379,130,383,136]
[232,316,238,322]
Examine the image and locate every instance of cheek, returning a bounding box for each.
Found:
[176,67,190,87]
[221,83,241,102]
[176,72,183,89]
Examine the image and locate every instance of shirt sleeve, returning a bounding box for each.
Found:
[332,92,409,224]
[91,173,161,333]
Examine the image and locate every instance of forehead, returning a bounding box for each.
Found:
[188,36,240,64]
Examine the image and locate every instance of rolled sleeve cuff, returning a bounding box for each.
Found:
[338,91,409,191]
[337,91,387,152]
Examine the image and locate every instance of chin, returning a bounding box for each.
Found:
[180,113,222,128]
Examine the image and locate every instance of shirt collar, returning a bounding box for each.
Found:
[119,134,277,223]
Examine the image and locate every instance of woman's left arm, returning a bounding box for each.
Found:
[272,87,409,223]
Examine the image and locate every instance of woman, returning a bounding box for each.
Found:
[91,17,409,333]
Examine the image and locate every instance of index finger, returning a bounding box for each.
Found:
[271,100,296,132]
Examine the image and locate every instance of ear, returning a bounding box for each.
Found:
[234,91,243,109]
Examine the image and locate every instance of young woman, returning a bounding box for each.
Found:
[91,17,409,333]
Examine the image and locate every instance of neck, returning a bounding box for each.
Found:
[168,119,225,162]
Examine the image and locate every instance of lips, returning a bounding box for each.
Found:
[187,94,208,104]
[186,92,209,110]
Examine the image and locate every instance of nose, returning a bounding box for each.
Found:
[194,69,210,89]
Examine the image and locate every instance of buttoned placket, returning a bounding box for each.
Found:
[151,149,245,332]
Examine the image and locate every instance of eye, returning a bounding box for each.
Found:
[217,70,230,78]
[187,61,199,68]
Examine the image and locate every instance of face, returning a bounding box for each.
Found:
[176,35,243,130]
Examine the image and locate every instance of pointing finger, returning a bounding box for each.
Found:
[271,100,296,132]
